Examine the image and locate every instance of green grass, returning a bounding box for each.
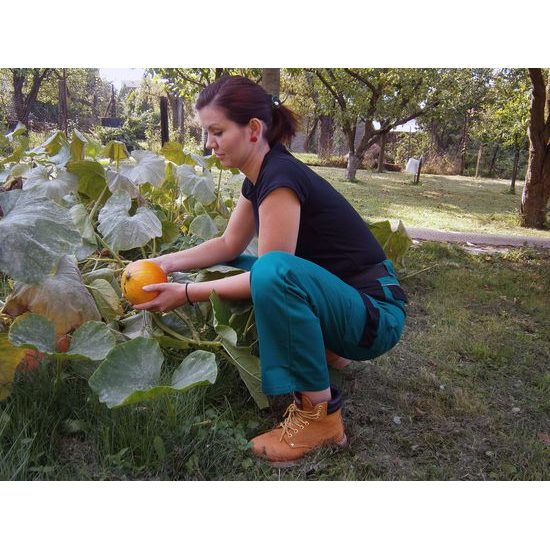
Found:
[1,243,549,480]
[222,162,548,239]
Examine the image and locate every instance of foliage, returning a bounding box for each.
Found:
[0,126,410,412]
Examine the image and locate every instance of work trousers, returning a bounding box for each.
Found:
[227,251,406,395]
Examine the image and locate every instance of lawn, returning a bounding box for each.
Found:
[225,159,549,239]
[1,243,548,480]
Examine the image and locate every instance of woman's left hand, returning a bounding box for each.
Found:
[133,283,187,313]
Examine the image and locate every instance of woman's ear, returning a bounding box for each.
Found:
[249,118,264,139]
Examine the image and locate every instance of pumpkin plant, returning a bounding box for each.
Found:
[0,126,411,411]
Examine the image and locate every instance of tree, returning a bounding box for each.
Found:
[310,68,440,181]
[471,69,530,192]
[520,68,550,228]
[8,68,54,127]
[261,68,280,97]
[418,69,494,175]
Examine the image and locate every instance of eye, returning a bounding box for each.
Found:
[213,131,222,137]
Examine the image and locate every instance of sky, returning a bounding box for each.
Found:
[98,68,145,90]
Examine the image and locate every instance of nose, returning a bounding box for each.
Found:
[206,133,217,150]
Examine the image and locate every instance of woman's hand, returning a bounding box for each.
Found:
[133,283,187,313]
[147,255,173,275]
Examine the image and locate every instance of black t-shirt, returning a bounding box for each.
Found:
[241,143,386,288]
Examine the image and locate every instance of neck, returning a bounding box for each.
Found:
[240,142,271,184]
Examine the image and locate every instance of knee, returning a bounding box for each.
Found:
[250,251,294,295]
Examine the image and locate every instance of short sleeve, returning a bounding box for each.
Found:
[241,177,253,200]
[256,160,308,207]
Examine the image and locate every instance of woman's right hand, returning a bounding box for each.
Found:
[148,255,173,275]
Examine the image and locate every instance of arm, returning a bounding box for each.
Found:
[152,194,257,273]
[136,188,300,311]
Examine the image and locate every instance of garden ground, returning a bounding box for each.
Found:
[1,167,549,480]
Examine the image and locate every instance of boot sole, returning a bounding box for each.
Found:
[263,433,349,469]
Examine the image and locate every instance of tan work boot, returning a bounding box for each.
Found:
[250,389,347,468]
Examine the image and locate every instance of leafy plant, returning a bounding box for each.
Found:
[0,127,410,411]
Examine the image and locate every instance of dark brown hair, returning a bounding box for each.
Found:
[195,75,299,147]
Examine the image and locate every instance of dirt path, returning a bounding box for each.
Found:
[406,227,550,249]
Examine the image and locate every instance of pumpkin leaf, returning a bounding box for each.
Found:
[189,213,218,240]
[97,190,162,252]
[88,338,216,408]
[176,164,216,205]
[86,278,124,323]
[120,150,165,187]
[3,256,101,335]
[369,219,412,268]
[70,129,87,161]
[0,190,81,284]
[24,166,79,203]
[8,313,56,353]
[66,160,107,201]
[66,321,116,361]
[210,292,268,409]
[102,140,129,162]
[0,333,27,401]
[160,141,195,166]
[105,168,139,198]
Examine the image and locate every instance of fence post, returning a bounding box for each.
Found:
[160,96,169,146]
[415,156,423,184]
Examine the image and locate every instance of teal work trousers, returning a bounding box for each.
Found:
[228,251,406,396]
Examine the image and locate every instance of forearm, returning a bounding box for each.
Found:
[187,271,251,303]
[160,236,237,273]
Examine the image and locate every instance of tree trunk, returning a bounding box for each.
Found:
[344,124,360,181]
[168,94,185,143]
[377,132,386,173]
[318,115,334,158]
[303,116,318,153]
[510,145,520,194]
[58,69,68,134]
[489,141,500,177]
[261,69,280,97]
[11,69,52,127]
[520,69,550,228]
[459,112,470,176]
[475,143,483,178]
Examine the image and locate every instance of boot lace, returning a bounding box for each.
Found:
[278,403,322,441]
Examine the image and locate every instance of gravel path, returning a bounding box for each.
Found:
[406,227,550,249]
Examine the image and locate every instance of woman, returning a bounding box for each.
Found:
[135,75,407,468]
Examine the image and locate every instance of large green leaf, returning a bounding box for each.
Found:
[32,130,67,156]
[120,150,166,187]
[210,292,268,409]
[70,130,87,161]
[70,203,97,244]
[97,190,162,252]
[9,313,56,353]
[102,140,129,162]
[86,278,123,323]
[369,220,412,268]
[88,338,217,408]
[66,160,107,201]
[66,321,116,361]
[9,314,115,361]
[176,165,216,205]
[23,166,79,203]
[160,141,195,166]
[0,190,81,284]
[189,213,218,240]
[3,255,101,335]
[0,333,27,401]
[105,168,139,198]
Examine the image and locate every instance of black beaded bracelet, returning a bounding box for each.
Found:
[185,282,193,305]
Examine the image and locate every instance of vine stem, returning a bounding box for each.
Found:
[95,234,128,267]
[173,308,201,342]
[151,313,222,350]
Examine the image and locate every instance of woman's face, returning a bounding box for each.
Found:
[198,104,255,169]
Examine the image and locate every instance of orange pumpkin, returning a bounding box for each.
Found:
[121,260,168,305]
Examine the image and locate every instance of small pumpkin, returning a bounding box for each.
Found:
[121,260,168,305]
